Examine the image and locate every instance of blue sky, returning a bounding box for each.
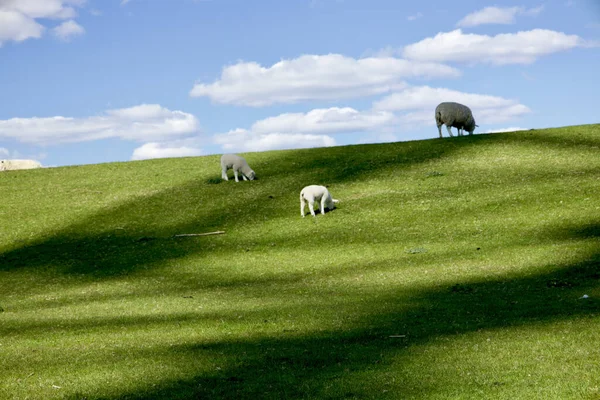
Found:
[1,0,599,167]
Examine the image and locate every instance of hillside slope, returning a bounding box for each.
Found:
[1,124,599,399]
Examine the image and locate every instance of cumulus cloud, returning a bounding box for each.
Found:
[474,106,532,125]
[214,129,336,153]
[0,0,85,45]
[374,86,515,111]
[457,6,544,27]
[403,29,591,65]
[374,86,531,125]
[131,141,204,161]
[212,106,395,152]
[251,107,396,134]
[190,54,460,106]
[52,19,84,41]
[0,104,200,145]
[0,0,83,19]
[0,9,45,45]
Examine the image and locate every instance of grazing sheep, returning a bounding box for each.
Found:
[0,159,42,171]
[220,154,256,182]
[300,185,339,217]
[435,102,478,138]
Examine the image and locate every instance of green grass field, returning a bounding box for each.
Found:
[1,124,599,399]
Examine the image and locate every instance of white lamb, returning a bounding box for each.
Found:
[300,185,339,217]
[0,159,42,171]
[220,154,256,182]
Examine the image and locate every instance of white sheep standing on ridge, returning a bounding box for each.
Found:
[300,185,339,217]
[435,102,478,138]
[220,154,256,182]
[0,159,42,171]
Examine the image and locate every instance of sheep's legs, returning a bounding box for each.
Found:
[301,199,305,217]
[221,168,229,181]
[308,201,317,217]
[242,175,248,181]
[233,170,240,182]
[437,124,443,138]
[320,198,328,215]
[446,125,454,137]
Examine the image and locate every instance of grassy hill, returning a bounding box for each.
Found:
[1,124,599,399]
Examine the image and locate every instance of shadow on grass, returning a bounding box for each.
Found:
[0,126,597,398]
[2,125,599,279]
[59,227,598,399]
[496,124,600,150]
[253,136,464,185]
[0,134,476,277]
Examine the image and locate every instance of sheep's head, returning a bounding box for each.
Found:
[465,119,477,134]
[247,170,256,180]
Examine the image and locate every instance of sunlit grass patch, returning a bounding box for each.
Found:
[0,124,599,399]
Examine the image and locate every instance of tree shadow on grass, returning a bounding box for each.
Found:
[1,123,598,279]
[498,124,600,150]
[0,134,479,277]
[3,221,591,399]
[3,127,599,399]
[0,171,291,276]
[0,128,597,270]
[65,226,599,399]
[253,137,466,185]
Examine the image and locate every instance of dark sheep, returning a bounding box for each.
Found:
[435,102,478,138]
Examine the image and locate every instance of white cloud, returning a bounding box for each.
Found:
[0,147,9,157]
[374,86,515,111]
[0,0,85,45]
[52,19,84,41]
[212,106,392,152]
[190,54,460,106]
[131,141,204,161]
[0,0,83,19]
[475,105,532,124]
[457,6,544,27]
[107,104,181,120]
[0,9,45,45]
[251,107,396,134]
[0,104,200,145]
[214,129,336,153]
[374,86,531,126]
[403,29,591,65]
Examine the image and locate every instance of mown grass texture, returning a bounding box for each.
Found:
[1,124,599,399]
